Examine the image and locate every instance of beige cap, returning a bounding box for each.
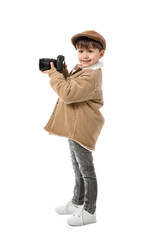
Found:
[71,30,106,50]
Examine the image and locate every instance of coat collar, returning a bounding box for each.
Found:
[83,61,103,70]
[70,61,103,76]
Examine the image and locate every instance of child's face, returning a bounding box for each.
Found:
[77,46,104,68]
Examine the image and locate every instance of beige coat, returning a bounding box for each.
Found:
[44,63,105,151]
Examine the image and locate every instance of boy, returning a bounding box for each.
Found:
[41,30,106,226]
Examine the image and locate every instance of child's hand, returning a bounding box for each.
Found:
[41,62,55,74]
[63,64,67,69]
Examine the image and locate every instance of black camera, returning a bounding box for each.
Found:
[39,55,65,71]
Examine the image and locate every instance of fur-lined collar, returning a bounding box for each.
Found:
[83,61,103,70]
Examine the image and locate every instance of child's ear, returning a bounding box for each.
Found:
[99,50,105,59]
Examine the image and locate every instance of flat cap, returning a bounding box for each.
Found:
[71,30,106,50]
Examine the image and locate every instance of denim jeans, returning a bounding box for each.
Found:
[68,139,97,214]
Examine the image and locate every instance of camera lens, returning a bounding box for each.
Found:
[39,59,44,71]
[39,58,51,71]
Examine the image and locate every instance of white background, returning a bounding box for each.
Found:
[0,0,152,239]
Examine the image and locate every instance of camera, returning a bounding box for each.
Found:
[39,55,65,71]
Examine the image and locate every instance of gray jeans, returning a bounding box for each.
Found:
[68,139,97,214]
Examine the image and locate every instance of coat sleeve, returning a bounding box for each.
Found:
[48,67,96,104]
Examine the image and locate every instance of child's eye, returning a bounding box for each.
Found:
[89,50,93,53]
[78,50,83,53]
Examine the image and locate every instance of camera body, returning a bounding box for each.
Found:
[39,55,65,71]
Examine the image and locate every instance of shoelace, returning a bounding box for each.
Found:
[73,206,85,225]
[73,206,84,217]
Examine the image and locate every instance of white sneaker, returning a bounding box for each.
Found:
[55,201,82,215]
[67,207,97,226]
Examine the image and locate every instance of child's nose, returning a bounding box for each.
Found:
[83,52,88,58]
